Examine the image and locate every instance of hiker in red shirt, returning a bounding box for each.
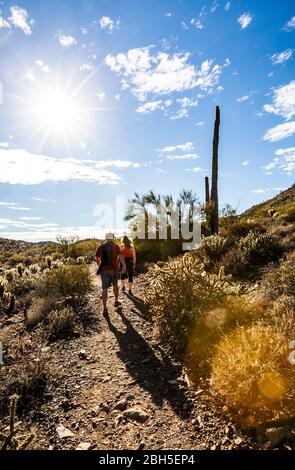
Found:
[96,233,126,315]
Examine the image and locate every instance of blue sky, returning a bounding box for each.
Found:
[0,0,294,241]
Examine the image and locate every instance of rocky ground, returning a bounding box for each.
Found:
[13,265,257,451]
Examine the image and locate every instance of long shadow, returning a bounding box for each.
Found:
[104,308,192,418]
[125,293,149,320]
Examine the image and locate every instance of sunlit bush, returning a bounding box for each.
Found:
[212,324,295,418]
[146,252,232,354]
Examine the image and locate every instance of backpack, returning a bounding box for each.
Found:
[97,242,113,275]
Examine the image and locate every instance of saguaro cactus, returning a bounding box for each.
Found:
[205,176,210,205]
[210,106,220,234]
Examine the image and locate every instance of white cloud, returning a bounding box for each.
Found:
[263,122,295,142]
[106,47,223,102]
[35,59,50,73]
[181,21,189,30]
[196,121,205,127]
[57,33,77,47]
[283,16,295,32]
[20,217,43,221]
[170,96,198,120]
[95,89,106,101]
[225,2,231,11]
[160,142,194,153]
[242,160,250,166]
[94,160,140,169]
[0,17,11,29]
[187,167,204,173]
[237,95,249,102]
[137,100,162,113]
[80,62,94,71]
[271,49,293,65]
[238,13,253,29]
[0,225,114,242]
[80,27,88,35]
[0,148,132,185]
[170,108,188,120]
[9,6,32,35]
[263,147,295,175]
[190,18,205,30]
[0,141,9,148]
[165,12,172,17]
[0,201,31,211]
[166,153,198,160]
[252,189,266,194]
[263,81,295,120]
[99,16,120,32]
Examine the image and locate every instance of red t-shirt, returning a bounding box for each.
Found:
[96,242,121,271]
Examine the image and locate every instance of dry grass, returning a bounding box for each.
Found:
[212,323,295,417]
[45,308,75,341]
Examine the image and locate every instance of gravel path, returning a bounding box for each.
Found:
[32,266,251,450]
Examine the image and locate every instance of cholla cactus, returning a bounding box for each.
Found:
[0,395,35,450]
[4,269,18,283]
[16,264,25,277]
[146,252,232,352]
[77,256,86,265]
[45,256,52,269]
[239,230,278,264]
[0,277,8,300]
[198,235,228,263]
[28,264,41,275]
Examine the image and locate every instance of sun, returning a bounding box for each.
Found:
[8,69,102,152]
[33,91,78,134]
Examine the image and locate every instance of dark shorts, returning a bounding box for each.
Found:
[101,270,119,290]
[121,258,134,283]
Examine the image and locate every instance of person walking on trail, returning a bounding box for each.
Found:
[96,233,126,315]
[120,235,136,296]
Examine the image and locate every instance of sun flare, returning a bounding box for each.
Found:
[33,92,78,133]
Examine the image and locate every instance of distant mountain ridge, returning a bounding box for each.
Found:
[242,184,295,218]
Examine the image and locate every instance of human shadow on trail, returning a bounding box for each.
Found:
[125,293,149,320]
[104,308,192,418]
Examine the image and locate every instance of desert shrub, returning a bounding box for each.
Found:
[186,296,268,376]
[223,219,265,240]
[262,252,295,300]
[68,239,98,262]
[135,239,183,263]
[45,308,75,341]
[0,395,35,450]
[36,264,92,305]
[146,252,232,354]
[26,297,58,329]
[219,246,250,278]
[0,356,50,413]
[212,323,295,417]
[198,235,229,266]
[276,202,295,223]
[239,230,281,266]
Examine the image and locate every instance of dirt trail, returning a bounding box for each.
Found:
[35,265,250,450]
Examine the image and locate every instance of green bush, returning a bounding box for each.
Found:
[239,230,281,266]
[36,264,92,305]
